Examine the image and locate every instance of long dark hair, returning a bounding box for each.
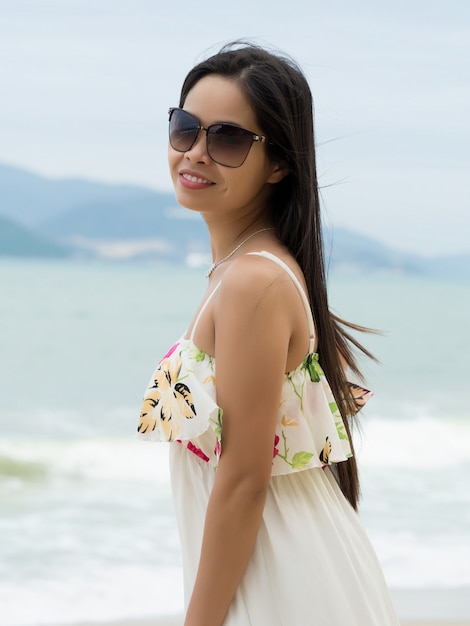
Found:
[180,42,374,510]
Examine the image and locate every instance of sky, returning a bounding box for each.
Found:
[1,0,469,256]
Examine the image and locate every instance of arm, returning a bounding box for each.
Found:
[184,257,294,626]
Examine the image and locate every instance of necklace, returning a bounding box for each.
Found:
[206,228,273,278]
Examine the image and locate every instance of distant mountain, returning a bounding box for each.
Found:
[0,215,69,258]
[0,162,173,226]
[0,162,208,262]
[424,254,470,279]
[323,228,427,274]
[0,162,468,276]
[37,195,207,244]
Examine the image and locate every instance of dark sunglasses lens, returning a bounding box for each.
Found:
[169,109,199,152]
[207,124,253,167]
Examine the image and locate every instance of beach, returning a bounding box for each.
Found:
[36,587,470,626]
[44,618,470,626]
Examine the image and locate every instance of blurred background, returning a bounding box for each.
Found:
[1,1,469,624]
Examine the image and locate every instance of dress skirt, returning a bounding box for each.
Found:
[170,443,400,625]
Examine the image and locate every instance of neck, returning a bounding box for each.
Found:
[203,218,274,278]
[206,217,273,265]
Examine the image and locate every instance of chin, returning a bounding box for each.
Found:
[173,191,204,214]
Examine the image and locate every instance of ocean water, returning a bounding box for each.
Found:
[0,259,469,625]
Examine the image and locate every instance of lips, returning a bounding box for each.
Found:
[178,170,215,190]
[181,172,213,184]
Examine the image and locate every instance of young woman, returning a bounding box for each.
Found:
[138,43,400,626]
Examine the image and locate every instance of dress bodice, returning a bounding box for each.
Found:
[137,251,372,475]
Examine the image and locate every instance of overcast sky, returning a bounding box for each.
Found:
[1,0,468,256]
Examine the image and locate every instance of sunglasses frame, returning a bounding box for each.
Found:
[168,107,268,168]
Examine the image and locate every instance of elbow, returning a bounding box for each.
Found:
[238,475,270,506]
[216,455,271,507]
[229,476,269,513]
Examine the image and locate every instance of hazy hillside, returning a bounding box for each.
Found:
[324,229,470,278]
[0,162,468,276]
[323,228,427,274]
[0,162,208,262]
[37,195,207,243]
[0,162,173,226]
[0,215,69,258]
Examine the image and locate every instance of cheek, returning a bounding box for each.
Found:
[232,163,272,197]
[168,144,180,179]
[221,173,267,208]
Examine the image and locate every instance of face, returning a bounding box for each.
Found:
[168,74,283,220]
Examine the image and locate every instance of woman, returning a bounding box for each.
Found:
[138,43,400,626]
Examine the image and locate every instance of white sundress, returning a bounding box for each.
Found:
[138,251,400,625]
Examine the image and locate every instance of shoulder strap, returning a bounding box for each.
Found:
[189,281,222,342]
[248,251,316,352]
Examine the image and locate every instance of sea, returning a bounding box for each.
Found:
[0,258,469,625]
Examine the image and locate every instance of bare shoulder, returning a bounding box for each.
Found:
[216,252,294,309]
[212,251,310,373]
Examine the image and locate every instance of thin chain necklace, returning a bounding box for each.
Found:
[206,228,273,278]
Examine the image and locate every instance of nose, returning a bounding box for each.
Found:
[185,128,211,164]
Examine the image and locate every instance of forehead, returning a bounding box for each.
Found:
[183,75,259,130]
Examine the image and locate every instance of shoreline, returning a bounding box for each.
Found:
[44,622,470,626]
[39,587,470,626]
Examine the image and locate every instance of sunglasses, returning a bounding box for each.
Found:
[168,107,268,168]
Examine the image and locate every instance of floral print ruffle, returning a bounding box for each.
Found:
[138,339,222,466]
[138,337,372,475]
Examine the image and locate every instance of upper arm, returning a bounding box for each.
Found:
[213,256,293,487]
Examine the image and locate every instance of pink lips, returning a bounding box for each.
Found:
[179,170,214,190]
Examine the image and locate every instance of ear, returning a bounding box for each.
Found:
[266,160,289,184]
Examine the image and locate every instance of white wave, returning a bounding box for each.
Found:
[1,415,469,487]
[0,564,184,626]
[356,415,470,468]
[371,530,470,588]
[0,437,172,485]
